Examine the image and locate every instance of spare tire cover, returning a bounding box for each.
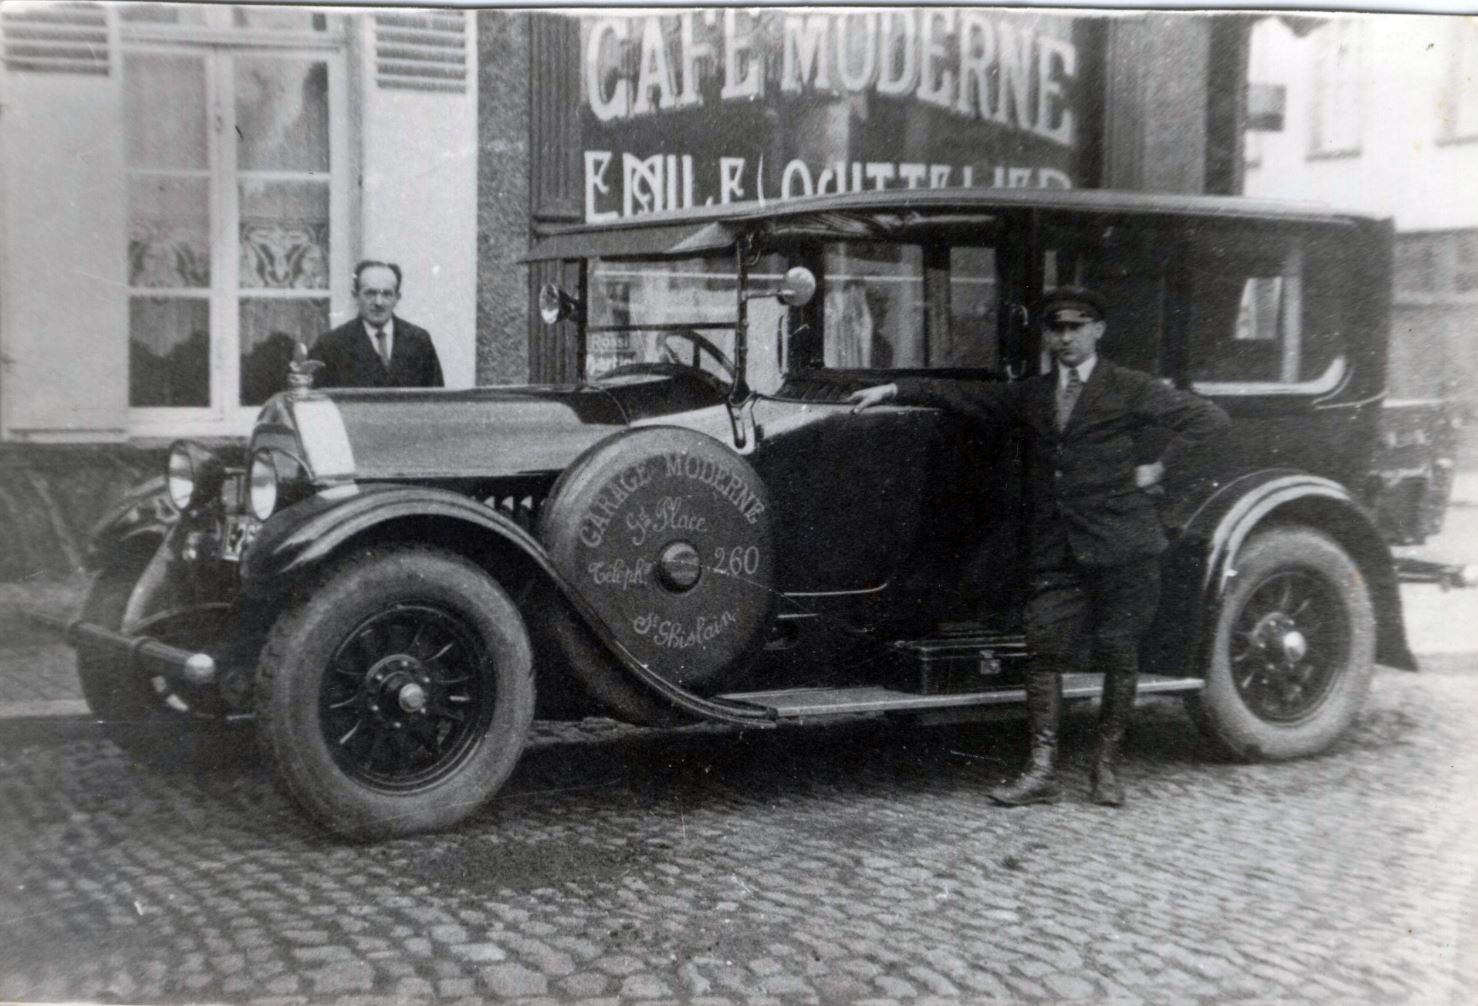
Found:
[539,426,776,695]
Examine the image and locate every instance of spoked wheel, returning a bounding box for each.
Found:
[1189,527,1375,761]
[320,604,496,792]
[256,547,534,840]
[1228,569,1347,724]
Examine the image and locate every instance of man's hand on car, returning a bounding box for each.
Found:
[1134,461,1165,492]
[848,383,899,413]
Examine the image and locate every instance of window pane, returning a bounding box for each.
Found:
[120,4,209,25]
[239,180,329,289]
[235,58,329,172]
[240,298,328,405]
[945,247,1000,369]
[232,8,328,31]
[587,257,739,381]
[1040,223,1170,376]
[124,54,206,169]
[130,177,210,288]
[130,297,210,407]
[1186,236,1308,385]
[822,243,924,369]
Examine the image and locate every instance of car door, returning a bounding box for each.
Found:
[749,229,1029,625]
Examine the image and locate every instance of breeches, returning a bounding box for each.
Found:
[1025,555,1162,675]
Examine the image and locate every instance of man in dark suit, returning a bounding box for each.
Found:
[310,260,444,389]
[850,287,1228,807]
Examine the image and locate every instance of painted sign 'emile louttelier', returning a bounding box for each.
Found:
[578,9,1092,222]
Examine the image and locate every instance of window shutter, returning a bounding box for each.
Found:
[374,10,466,93]
[2,2,109,76]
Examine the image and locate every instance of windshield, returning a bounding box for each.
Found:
[588,254,789,395]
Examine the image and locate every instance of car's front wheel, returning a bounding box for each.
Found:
[1188,526,1375,760]
[255,547,534,840]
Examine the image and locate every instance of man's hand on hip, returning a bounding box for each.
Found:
[848,383,899,413]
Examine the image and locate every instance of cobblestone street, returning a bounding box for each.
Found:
[2,655,1476,1004]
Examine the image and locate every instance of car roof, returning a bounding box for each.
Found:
[525,187,1387,262]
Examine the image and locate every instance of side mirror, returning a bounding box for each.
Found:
[777,266,817,307]
[539,283,583,326]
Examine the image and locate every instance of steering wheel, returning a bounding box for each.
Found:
[598,330,736,392]
[657,330,735,382]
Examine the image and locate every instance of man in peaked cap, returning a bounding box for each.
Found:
[849,286,1228,807]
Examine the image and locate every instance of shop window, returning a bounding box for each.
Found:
[1187,232,1346,395]
[1309,20,1362,158]
[124,44,344,435]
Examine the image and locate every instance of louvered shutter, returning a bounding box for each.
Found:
[374,10,467,93]
[2,2,109,76]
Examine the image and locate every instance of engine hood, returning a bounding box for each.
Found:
[263,385,630,482]
[256,372,736,482]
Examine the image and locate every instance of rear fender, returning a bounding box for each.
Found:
[1156,471,1415,674]
[240,484,776,726]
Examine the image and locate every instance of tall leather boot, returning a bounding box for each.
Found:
[989,671,1063,806]
[1091,669,1139,807]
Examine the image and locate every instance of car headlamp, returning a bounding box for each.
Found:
[248,449,280,521]
[166,441,225,512]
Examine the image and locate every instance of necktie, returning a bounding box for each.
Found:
[373,325,390,369]
[1057,367,1083,430]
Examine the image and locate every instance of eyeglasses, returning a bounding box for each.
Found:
[1045,319,1093,333]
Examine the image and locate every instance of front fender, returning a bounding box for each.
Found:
[1155,469,1415,674]
[240,483,550,592]
[240,483,776,726]
[86,476,178,568]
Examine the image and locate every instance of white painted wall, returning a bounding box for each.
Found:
[356,19,479,389]
[1244,15,1478,232]
[0,67,128,439]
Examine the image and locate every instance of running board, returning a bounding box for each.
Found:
[718,672,1204,720]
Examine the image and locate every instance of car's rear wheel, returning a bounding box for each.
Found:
[1188,526,1375,760]
[255,547,534,840]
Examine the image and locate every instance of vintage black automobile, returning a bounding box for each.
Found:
[38,189,1455,839]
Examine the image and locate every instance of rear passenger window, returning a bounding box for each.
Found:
[1186,229,1347,394]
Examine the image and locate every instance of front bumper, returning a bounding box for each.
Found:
[25,609,217,687]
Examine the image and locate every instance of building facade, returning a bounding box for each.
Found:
[1,5,1242,580]
[1243,13,1478,406]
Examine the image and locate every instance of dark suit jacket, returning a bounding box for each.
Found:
[895,359,1229,569]
[309,316,444,389]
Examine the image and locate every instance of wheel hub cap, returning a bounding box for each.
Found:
[365,657,430,720]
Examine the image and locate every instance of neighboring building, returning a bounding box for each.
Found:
[0,1,480,446]
[1243,14,1478,408]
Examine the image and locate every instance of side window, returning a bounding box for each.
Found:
[819,241,1000,371]
[944,247,1000,370]
[1186,230,1346,394]
[822,243,924,369]
[1041,223,1171,376]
